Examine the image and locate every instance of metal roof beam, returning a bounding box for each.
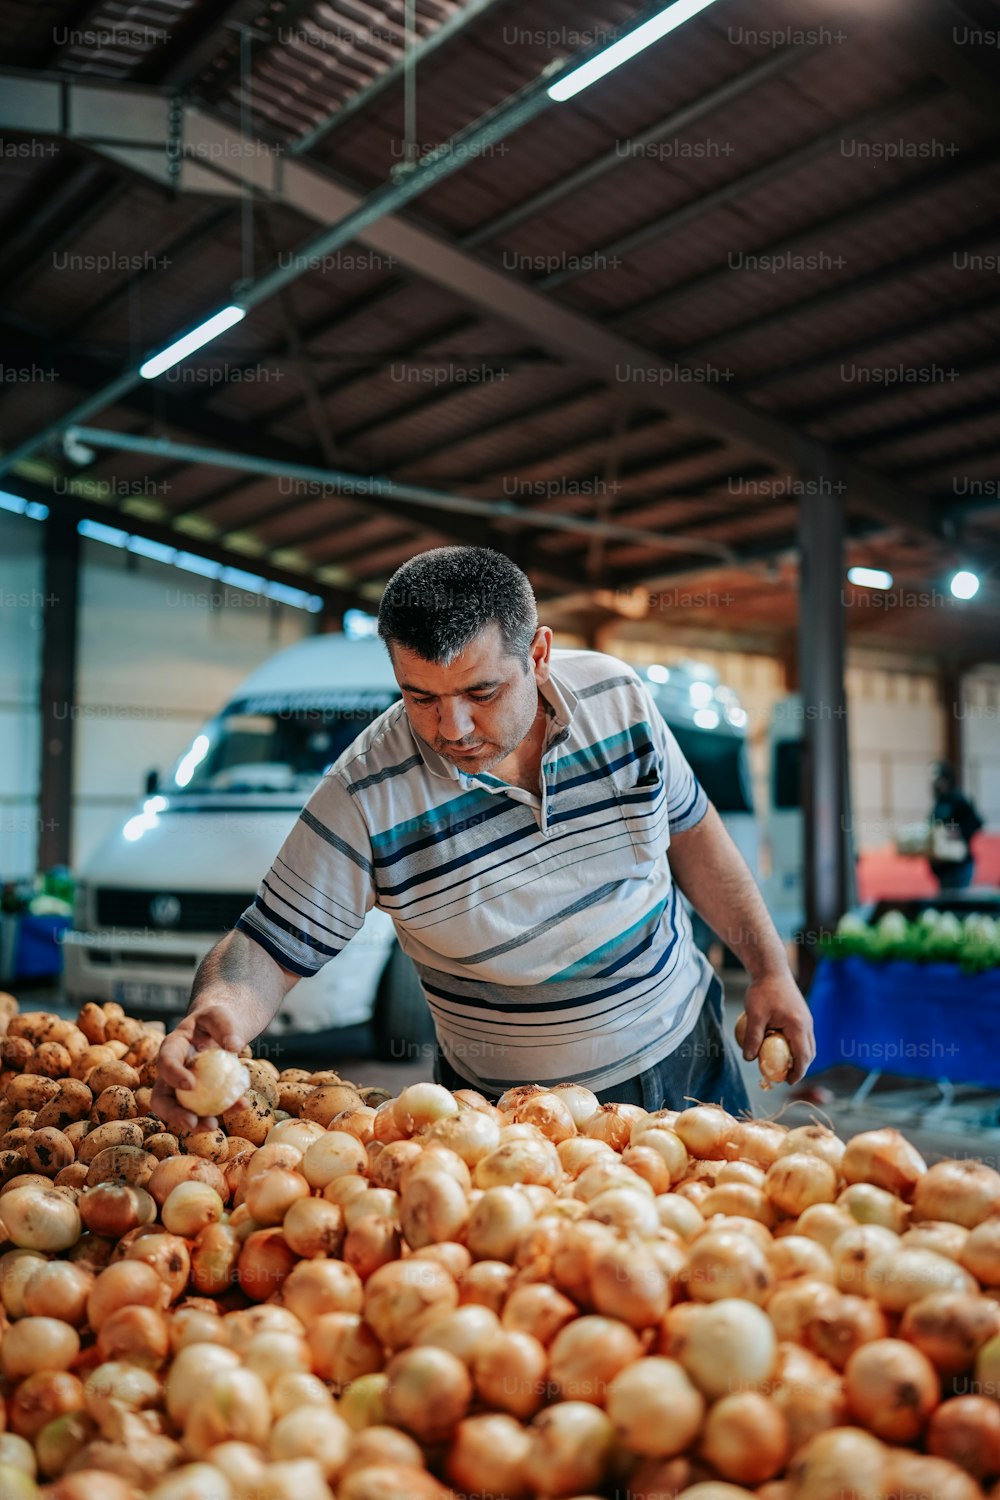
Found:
[0,68,938,537]
[6,474,373,615]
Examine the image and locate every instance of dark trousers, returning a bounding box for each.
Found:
[433,975,752,1114]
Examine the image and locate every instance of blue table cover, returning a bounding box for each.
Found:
[810,956,1000,1088]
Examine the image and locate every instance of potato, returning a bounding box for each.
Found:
[32,1081,94,1133]
[105,1041,129,1060]
[225,1136,256,1160]
[91,1087,137,1124]
[0,1127,32,1150]
[71,1045,117,1081]
[131,1116,163,1141]
[0,1150,31,1185]
[245,1062,279,1109]
[7,1011,67,1046]
[278,1068,311,1083]
[85,1144,157,1188]
[307,1071,344,1086]
[32,1042,73,1079]
[62,1027,90,1059]
[24,1128,75,1176]
[12,1111,36,1129]
[77,1003,106,1044]
[145,1133,180,1161]
[300,1084,364,1126]
[64,1121,91,1148]
[1,1037,33,1071]
[221,1091,276,1146]
[134,1087,155,1115]
[86,1062,140,1095]
[278,1081,315,1115]
[180,1128,229,1163]
[5,1075,61,1112]
[54,1162,89,1191]
[104,1015,144,1047]
[76,1120,145,1165]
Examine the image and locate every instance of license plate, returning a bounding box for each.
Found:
[113,981,189,1013]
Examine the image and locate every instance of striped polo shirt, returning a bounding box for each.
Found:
[236,648,714,1094]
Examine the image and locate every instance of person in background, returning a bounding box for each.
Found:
[929,761,983,890]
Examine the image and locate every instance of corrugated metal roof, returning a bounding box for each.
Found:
[1,0,999,654]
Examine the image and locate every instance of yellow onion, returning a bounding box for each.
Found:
[843,1338,939,1442]
[860,1248,976,1312]
[910,1296,1000,1376]
[700,1391,788,1484]
[522,1401,614,1497]
[680,1299,777,1398]
[606,1357,704,1458]
[786,1426,886,1500]
[363,1258,457,1350]
[927,1396,1000,1481]
[382,1346,472,1444]
[473,1330,547,1420]
[837,1182,910,1234]
[685,1229,773,1305]
[914,1160,1000,1228]
[766,1155,837,1217]
[841,1128,926,1201]
[445,1413,531,1499]
[548,1314,642,1404]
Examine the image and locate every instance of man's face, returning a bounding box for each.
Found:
[390,623,551,774]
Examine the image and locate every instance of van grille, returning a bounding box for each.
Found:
[95,889,254,934]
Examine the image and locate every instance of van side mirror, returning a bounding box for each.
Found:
[145,768,160,795]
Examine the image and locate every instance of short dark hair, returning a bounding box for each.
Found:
[377,546,537,665]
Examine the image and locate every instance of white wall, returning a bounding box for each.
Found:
[73,541,311,868]
[0,512,44,879]
[963,667,1000,827]
[846,666,944,851]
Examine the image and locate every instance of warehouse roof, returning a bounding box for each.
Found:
[0,0,998,658]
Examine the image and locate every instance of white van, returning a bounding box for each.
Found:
[65,637,760,1048]
[63,635,429,1055]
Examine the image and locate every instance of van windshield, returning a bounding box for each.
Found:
[167,693,400,795]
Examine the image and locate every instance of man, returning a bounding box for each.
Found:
[154,547,814,1132]
[929,760,983,891]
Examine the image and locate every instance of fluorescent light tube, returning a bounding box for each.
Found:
[139,305,245,380]
[847,567,893,590]
[548,0,722,102]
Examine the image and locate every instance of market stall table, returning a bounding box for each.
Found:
[810,955,1000,1107]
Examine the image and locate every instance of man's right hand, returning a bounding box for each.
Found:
[152,930,297,1133]
[151,997,254,1135]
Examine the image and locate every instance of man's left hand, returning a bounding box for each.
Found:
[740,971,816,1086]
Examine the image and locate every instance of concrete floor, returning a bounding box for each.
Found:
[12,972,1000,1163]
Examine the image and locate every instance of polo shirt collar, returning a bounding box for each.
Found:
[407,662,579,780]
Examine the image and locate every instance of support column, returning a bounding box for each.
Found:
[797,486,854,980]
[36,511,80,871]
[940,664,963,774]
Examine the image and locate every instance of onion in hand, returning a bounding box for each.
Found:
[176,1052,250,1119]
